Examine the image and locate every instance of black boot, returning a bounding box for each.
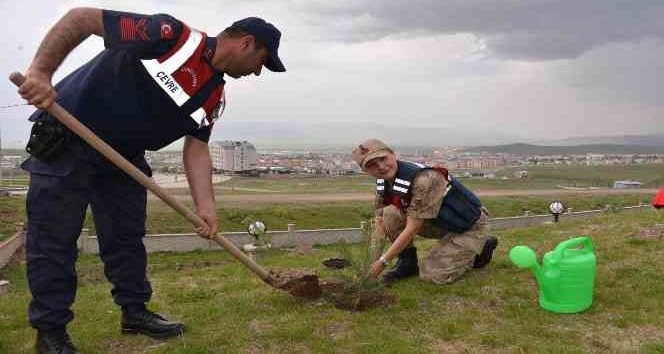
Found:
[383,247,419,283]
[121,306,185,339]
[473,236,498,268]
[36,328,80,354]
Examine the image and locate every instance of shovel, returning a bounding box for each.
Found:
[10,72,321,298]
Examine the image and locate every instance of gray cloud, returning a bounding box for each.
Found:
[555,38,664,106]
[298,0,664,60]
[1,0,663,149]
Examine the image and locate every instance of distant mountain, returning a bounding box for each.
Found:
[211,124,664,151]
[534,134,664,147]
[211,121,521,149]
[465,143,664,155]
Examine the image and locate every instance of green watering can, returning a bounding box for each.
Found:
[509,236,596,313]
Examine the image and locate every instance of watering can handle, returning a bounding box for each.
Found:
[550,236,594,264]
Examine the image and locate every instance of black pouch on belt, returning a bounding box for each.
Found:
[25,118,70,162]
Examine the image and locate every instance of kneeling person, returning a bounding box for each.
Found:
[352,139,497,284]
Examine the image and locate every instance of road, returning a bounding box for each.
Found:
[151,173,231,188]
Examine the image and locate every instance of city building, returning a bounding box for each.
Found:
[210,141,257,172]
[586,154,605,165]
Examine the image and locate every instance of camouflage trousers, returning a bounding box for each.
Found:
[374,205,490,285]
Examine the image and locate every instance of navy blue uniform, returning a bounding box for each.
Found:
[23,10,225,330]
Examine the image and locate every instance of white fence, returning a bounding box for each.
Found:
[78,204,653,255]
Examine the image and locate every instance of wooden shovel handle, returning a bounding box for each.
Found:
[9,72,273,283]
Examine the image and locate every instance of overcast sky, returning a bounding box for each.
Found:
[0,0,662,148]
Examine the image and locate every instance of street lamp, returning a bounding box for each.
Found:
[549,201,566,223]
[243,220,270,260]
[248,220,267,241]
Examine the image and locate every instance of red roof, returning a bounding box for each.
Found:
[653,186,664,209]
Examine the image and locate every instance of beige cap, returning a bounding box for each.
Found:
[351,139,392,169]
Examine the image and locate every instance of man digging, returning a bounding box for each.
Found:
[352,139,498,284]
[15,7,285,354]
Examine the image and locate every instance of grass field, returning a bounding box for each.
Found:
[1,163,661,240]
[0,169,29,187]
[3,164,664,195]
[0,193,655,241]
[1,209,663,353]
[208,175,375,195]
[201,164,664,195]
[0,179,29,187]
[467,164,664,190]
[139,194,654,235]
[0,175,30,187]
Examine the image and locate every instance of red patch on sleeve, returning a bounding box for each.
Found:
[119,17,149,41]
[120,17,136,41]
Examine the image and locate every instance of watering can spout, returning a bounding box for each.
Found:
[530,263,544,285]
[509,245,543,284]
[509,246,538,268]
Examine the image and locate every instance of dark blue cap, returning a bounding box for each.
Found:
[232,17,285,72]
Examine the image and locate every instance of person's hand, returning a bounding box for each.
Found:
[194,208,218,238]
[18,69,56,109]
[368,260,386,280]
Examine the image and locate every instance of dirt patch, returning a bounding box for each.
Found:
[318,278,396,312]
[270,269,322,299]
[433,339,473,354]
[634,224,664,240]
[249,319,274,335]
[583,325,664,353]
[269,271,396,311]
[244,343,264,354]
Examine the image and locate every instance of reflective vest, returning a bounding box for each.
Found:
[377,160,482,233]
[141,25,225,128]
